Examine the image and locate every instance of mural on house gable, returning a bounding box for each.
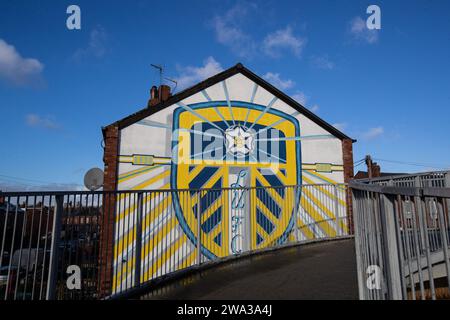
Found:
[112,73,348,292]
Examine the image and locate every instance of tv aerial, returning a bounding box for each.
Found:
[151,64,163,86]
[151,63,178,93]
[84,167,104,191]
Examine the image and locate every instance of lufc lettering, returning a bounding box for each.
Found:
[177,304,272,317]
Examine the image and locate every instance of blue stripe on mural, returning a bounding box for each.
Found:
[257,170,285,197]
[222,80,235,125]
[256,232,264,245]
[192,178,223,219]
[189,167,219,190]
[201,90,212,101]
[213,232,222,246]
[200,178,222,211]
[256,208,275,235]
[137,119,171,129]
[202,207,222,234]
[250,83,258,103]
[255,180,282,219]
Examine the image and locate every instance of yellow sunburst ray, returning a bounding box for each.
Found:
[302,187,336,221]
[299,196,336,237]
[114,193,173,266]
[147,235,187,280]
[116,181,170,222]
[118,165,162,183]
[113,216,177,291]
[297,217,316,239]
[304,170,346,190]
[302,175,346,207]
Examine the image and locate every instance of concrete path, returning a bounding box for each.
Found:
[138,239,358,300]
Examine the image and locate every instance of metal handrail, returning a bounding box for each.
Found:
[1,183,349,300]
[351,178,450,300]
[355,170,450,184]
[0,182,346,196]
[350,180,450,198]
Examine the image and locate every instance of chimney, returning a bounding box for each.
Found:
[148,86,159,107]
[372,162,381,178]
[148,84,171,107]
[159,85,171,102]
[365,155,381,178]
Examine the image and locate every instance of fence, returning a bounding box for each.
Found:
[356,171,450,188]
[0,192,108,300]
[0,184,349,300]
[351,181,450,300]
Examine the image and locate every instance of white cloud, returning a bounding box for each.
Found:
[332,123,347,131]
[211,4,306,59]
[363,126,384,140]
[291,91,319,112]
[291,91,308,105]
[0,39,44,86]
[263,72,295,90]
[349,17,379,44]
[310,54,335,70]
[210,2,257,58]
[25,114,61,130]
[309,104,320,113]
[262,26,306,58]
[73,26,108,60]
[176,57,224,90]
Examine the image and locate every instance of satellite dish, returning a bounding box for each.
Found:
[84,168,104,191]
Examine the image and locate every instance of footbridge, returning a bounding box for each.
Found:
[1,171,450,300]
[352,171,450,300]
[122,238,357,300]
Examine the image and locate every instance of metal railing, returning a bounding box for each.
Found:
[0,192,108,300]
[0,184,349,300]
[356,171,450,188]
[351,181,450,300]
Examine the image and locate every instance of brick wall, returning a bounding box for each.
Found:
[98,124,119,297]
[103,125,119,191]
[342,139,355,234]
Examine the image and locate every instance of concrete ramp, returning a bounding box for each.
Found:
[136,239,358,300]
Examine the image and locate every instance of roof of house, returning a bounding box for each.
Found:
[354,171,407,179]
[103,63,355,142]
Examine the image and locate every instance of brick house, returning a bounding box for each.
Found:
[99,63,355,294]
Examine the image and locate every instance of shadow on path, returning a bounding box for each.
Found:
[138,239,358,300]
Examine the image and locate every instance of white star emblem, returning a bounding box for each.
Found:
[225,126,255,158]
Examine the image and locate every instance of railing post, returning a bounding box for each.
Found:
[134,192,143,288]
[46,195,64,300]
[414,177,427,250]
[380,193,403,300]
[444,172,450,212]
[334,185,340,236]
[248,187,253,250]
[352,190,366,300]
[295,186,299,242]
[437,198,450,294]
[197,191,201,265]
[416,195,436,299]
[444,172,450,188]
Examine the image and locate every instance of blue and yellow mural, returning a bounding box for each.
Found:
[171,101,301,260]
[112,75,348,292]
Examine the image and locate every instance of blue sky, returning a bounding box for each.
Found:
[1,0,449,190]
